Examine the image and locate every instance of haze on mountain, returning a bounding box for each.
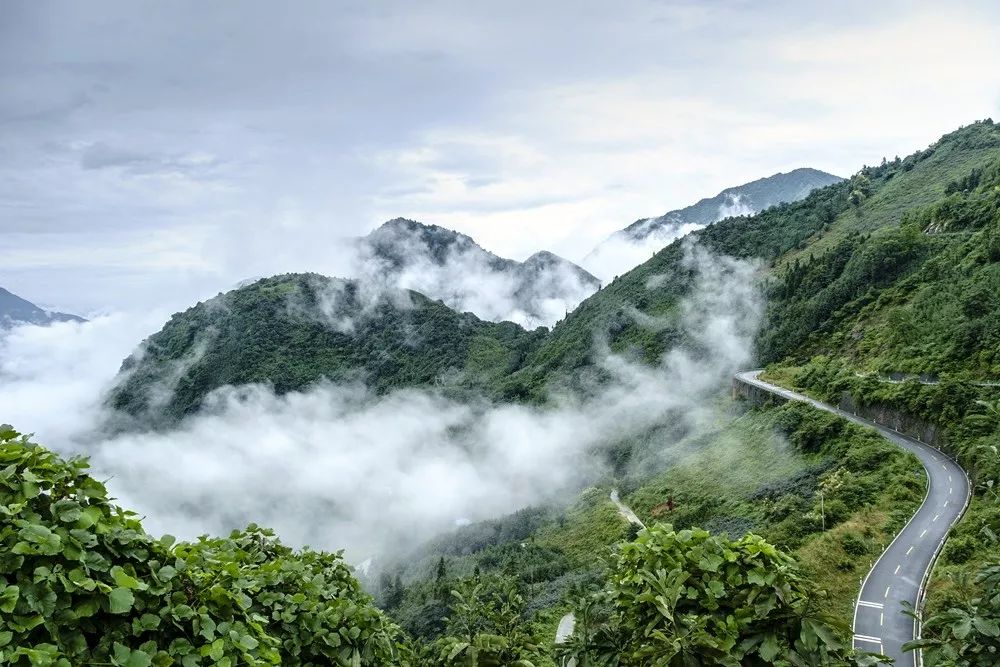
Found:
[353,218,600,329]
[0,286,84,329]
[584,168,843,280]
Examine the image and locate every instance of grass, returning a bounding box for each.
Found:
[535,486,630,566]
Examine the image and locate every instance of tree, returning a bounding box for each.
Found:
[563,523,882,666]
[422,575,545,666]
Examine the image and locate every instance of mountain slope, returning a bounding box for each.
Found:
[107,273,545,425]
[0,286,84,328]
[501,120,1000,399]
[584,167,843,280]
[355,218,600,328]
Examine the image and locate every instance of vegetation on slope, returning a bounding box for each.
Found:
[500,120,1000,400]
[375,400,923,658]
[105,121,1000,422]
[107,273,544,425]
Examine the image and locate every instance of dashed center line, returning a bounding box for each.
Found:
[920,529,928,538]
[933,514,939,522]
[884,586,891,599]
[894,564,901,574]
[906,546,914,555]
[944,500,949,507]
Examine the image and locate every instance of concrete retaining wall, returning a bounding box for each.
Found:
[731,376,947,447]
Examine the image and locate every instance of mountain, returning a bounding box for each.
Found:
[108,122,1000,423]
[583,167,843,280]
[0,286,84,328]
[500,120,1000,399]
[355,218,600,328]
[106,273,545,425]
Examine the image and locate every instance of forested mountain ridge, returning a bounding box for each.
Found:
[0,285,84,328]
[617,166,843,242]
[107,273,544,425]
[582,167,842,280]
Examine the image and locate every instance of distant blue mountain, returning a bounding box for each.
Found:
[0,286,85,328]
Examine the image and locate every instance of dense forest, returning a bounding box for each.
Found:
[107,275,545,426]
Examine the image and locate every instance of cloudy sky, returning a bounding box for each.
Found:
[3,0,1000,314]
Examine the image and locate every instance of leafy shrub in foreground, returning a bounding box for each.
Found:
[904,560,1000,665]
[560,523,882,666]
[0,426,405,666]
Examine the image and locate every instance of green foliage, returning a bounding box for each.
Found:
[560,524,879,666]
[0,426,406,666]
[420,575,547,666]
[904,560,1000,665]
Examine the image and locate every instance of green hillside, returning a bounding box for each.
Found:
[108,273,544,424]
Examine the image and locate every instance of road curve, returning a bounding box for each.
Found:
[555,490,645,660]
[735,371,971,665]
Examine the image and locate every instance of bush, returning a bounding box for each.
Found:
[561,524,877,665]
[0,426,406,667]
[841,533,869,557]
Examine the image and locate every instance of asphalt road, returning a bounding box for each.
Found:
[736,371,971,665]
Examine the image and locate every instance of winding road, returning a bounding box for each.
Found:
[735,370,971,665]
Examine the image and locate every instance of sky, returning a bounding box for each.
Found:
[3,0,1000,315]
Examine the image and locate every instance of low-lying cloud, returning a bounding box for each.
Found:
[352,220,600,329]
[1,244,760,562]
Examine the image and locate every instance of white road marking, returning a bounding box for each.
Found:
[884,586,891,599]
[906,546,914,555]
[949,474,952,482]
[880,612,884,626]
[933,514,939,522]
[949,487,953,494]
[944,500,949,507]
[854,634,883,644]
[920,529,928,538]
[894,564,901,574]
[858,600,884,609]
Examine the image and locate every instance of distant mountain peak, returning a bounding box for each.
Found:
[0,286,85,329]
[356,218,599,328]
[584,167,843,280]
